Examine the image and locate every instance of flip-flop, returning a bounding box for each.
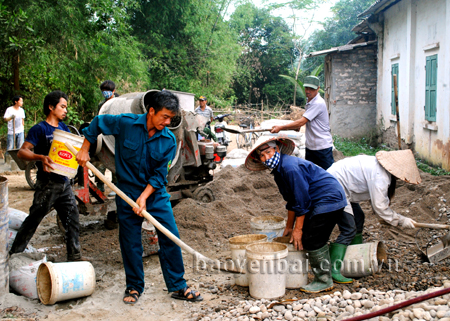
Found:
[123,289,140,305]
[171,286,203,302]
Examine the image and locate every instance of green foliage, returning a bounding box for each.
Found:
[416,159,450,176]
[333,135,384,157]
[229,2,298,107]
[130,0,240,103]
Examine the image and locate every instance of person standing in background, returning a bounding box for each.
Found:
[270,76,334,170]
[4,95,26,153]
[97,80,119,193]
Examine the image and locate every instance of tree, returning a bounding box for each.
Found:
[229,2,298,107]
[130,0,240,105]
[303,0,374,76]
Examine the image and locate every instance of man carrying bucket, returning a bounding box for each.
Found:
[76,90,203,305]
[9,90,85,262]
[245,137,347,293]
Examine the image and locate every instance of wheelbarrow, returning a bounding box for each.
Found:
[8,148,37,189]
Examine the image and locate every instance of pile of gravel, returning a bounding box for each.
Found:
[187,282,450,321]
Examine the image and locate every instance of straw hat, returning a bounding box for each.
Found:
[245,137,295,171]
[376,149,421,184]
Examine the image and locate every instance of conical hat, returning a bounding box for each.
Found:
[245,137,295,171]
[376,149,421,184]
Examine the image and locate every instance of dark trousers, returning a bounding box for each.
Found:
[10,179,81,258]
[302,208,344,251]
[335,203,365,245]
[116,190,186,295]
[305,147,334,170]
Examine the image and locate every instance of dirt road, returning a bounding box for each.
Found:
[2,158,450,320]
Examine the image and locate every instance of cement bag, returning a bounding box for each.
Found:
[8,229,17,250]
[8,208,28,230]
[9,253,47,299]
[226,149,249,159]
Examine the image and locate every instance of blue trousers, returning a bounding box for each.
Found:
[335,203,365,245]
[116,189,187,295]
[6,132,24,152]
[305,147,334,170]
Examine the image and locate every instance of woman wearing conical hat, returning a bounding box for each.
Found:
[245,137,348,294]
[326,149,420,284]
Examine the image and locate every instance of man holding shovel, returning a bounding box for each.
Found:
[270,76,334,170]
[76,90,203,305]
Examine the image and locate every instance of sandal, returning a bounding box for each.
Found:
[171,286,203,302]
[123,289,140,305]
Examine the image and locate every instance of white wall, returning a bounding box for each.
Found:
[376,0,450,170]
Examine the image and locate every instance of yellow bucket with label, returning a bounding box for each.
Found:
[48,129,84,178]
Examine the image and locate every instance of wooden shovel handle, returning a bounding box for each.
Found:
[65,142,244,274]
[414,222,450,229]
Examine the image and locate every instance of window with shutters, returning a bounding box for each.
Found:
[425,55,437,122]
[391,63,399,115]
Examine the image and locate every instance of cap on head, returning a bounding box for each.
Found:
[303,76,320,90]
[376,149,422,184]
[199,96,207,101]
[245,137,295,171]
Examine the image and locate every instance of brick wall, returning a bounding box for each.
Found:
[327,45,378,139]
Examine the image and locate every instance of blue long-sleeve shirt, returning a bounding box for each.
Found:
[273,154,347,217]
[82,114,176,194]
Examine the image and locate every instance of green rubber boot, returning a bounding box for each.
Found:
[350,233,363,245]
[330,243,353,284]
[300,244,334,293]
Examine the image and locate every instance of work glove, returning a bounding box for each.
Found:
[398,215,416,228]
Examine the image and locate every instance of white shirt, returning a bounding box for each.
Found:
[327,155,403,226]
[302,94,333,150]
[4,106,25,135]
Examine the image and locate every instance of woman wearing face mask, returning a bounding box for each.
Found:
[245,137,347,294]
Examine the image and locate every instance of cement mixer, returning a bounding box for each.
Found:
[91,90,226,203]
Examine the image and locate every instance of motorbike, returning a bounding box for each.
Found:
[213,114,231,146]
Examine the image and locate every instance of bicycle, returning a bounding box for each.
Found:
[236,117,258,150]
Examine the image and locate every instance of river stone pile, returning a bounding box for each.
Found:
[188,281,450,321]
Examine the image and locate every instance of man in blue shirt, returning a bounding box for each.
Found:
[9,91,84,261]
[245,137,347,293]
[76,90,203,304]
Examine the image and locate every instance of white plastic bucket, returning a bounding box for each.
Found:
[273,236,308,289]
[246,242,288,300]
[250,216,285,241]
[36,261,96,305]
[229,234,267,287]
[48,130,84,178]
[0,176,8,301]
[341,241,387,278]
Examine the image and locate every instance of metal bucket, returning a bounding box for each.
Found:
[0,176,9,301]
